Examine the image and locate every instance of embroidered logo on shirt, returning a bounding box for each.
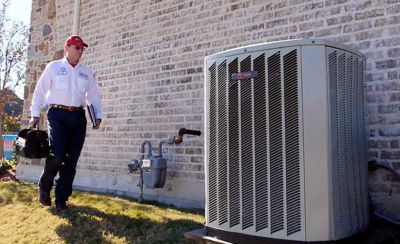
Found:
[57,67,67,76]
[79,72,88,80]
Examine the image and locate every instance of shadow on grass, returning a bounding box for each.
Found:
[50,205,203,244]
[137,199,205,216]
[0,182,204,243]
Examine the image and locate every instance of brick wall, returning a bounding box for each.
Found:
[20,0,400,208]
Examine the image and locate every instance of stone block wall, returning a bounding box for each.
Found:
[19,0,400,209]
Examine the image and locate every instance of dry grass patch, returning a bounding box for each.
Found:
[0,181,204,243]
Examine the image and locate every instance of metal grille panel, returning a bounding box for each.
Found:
[337,53,351,236]
[328,51,341,236]
[352,58,363,230]
[345,56,357,232]
[268,52,285,234]
[206,49,302,237]
[358,60,369,230]
[218,61,228,225]
[283,50,301,236]
[208,63,217,223]
[254,53,269,232]
[240,56,255,230]
[228,58,240,228]
[327,49,368,240]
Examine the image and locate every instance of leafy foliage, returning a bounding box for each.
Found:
[2,113,21,132]
[0,0,28,92]
[0,0,28,158]
[0,158,15,175]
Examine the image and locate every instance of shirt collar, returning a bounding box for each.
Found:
[63,56,81,68]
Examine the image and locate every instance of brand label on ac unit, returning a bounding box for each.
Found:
[232,71,258,81]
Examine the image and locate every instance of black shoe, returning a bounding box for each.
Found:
[39,191,51,206]
[55,203,69,211]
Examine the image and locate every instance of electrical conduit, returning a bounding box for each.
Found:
[72,0,80,35]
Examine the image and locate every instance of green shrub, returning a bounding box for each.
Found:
[12,147,18,162]
[0,159,16,175]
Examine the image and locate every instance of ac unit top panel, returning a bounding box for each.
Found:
[205,39,364,61]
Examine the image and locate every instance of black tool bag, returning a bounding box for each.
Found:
[14,128,50,159]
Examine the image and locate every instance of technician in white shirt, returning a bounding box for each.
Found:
[29,35,102,211]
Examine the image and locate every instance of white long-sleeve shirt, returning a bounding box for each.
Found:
[30,57,102,119]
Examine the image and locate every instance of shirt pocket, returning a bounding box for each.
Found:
[53,75,68,91]
[77,76,89,92]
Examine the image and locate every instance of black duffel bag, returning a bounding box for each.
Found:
[14,128,50,159]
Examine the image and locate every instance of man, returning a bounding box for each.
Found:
[29,35,102,210]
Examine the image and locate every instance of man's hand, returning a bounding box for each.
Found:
[92,119,101,130]
[29,117,40,128]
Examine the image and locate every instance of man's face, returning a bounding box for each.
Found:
[65,44,85,61]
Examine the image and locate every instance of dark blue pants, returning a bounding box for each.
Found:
[38,107,86,205]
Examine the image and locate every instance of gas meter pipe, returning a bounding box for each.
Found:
[138,141,152,202]
[141,141,152,159]
[158,128,202,157]
[129,128,201,204]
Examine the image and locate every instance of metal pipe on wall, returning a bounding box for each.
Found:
[72,0,80,35]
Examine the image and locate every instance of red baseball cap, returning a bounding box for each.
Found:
[65,35,88,48]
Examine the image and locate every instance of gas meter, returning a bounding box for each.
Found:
[128,128,201,202]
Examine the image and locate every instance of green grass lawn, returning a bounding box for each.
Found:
[0,181,204,244]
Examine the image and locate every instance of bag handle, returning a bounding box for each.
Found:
[28,124,39,130]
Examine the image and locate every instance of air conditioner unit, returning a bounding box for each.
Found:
[204,39,368,243]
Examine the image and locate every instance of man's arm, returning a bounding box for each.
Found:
[86,73,102,130]
[29,64,52,128]
[28,117,40,128]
